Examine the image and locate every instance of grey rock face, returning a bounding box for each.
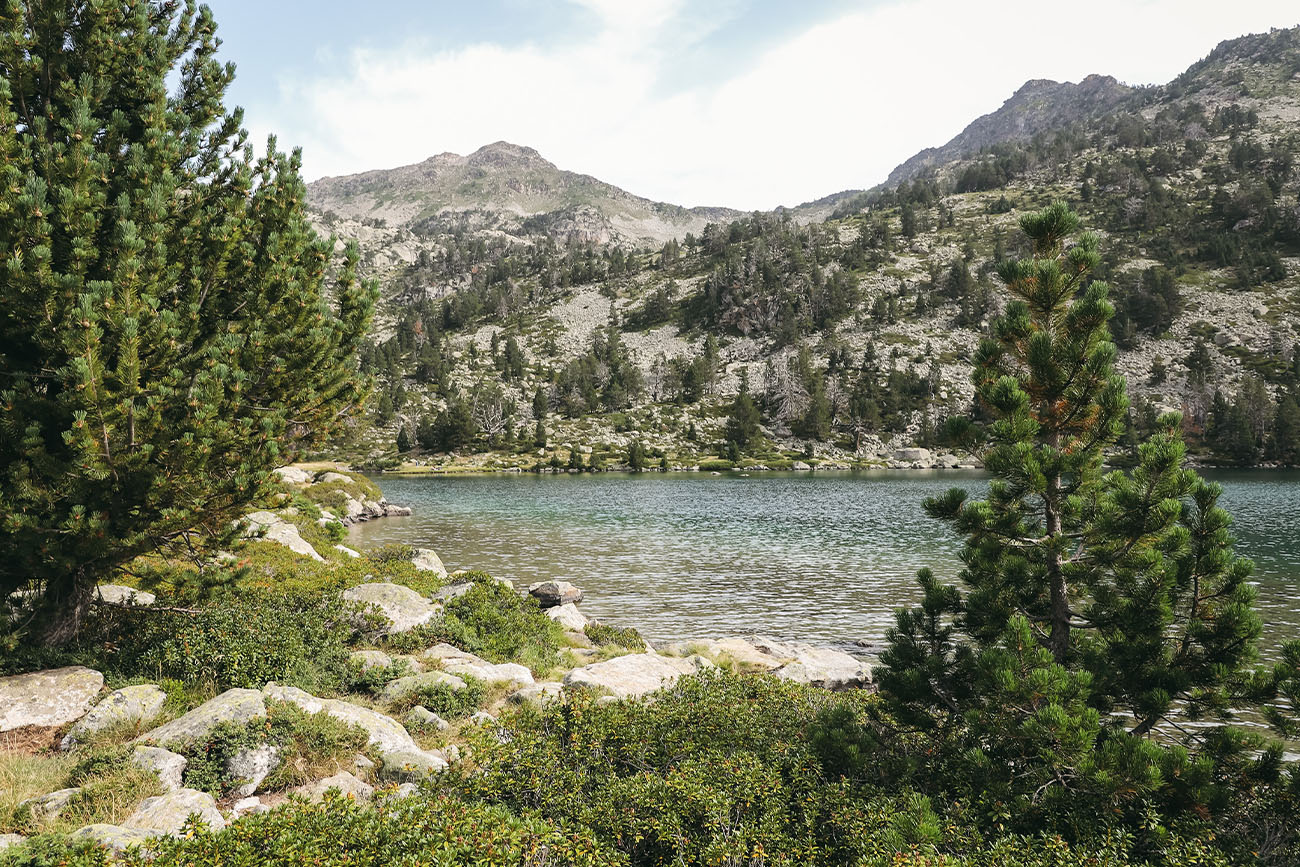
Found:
[73,824,155,853]
[225,744,280,797]
[409,547,448,576]
[406,706,449,730]
[378,749,448,782]
[0,666,104,732]
[545,602,588,632]
[132,746,187,793]
[342,582,442,634]
[62,684,167,748]
[240,511,324,561]
[134,688,265,748]
[121,788,225,835]
[380,671,466,702]
[18,788,80,822]
[348,649,394,671]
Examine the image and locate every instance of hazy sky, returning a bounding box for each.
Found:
[203,0,1300,210]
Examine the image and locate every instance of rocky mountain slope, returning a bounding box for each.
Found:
[306,141,740,247]
[315,26,1300,472]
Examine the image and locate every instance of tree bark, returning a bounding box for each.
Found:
[37,571,96,648]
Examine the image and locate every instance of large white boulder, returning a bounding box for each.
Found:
[440,660,534,688]
[409,548,448,577]
[62,684,167,748]
[134,688,265,748]
[225,744,279,797]
[0,666,103,732]
[132,746,187,792]
[745,637,872,690]
[342,582,441,635]
[546,603,589,632]
[240,511,324,562]
[273,466,314,485]
[563,652,714,699]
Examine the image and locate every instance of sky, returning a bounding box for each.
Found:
[202,0,1300,211]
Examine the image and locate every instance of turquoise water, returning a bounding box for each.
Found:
[349,470,1300,656]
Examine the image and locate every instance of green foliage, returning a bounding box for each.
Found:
[582,622,646,651]
[386,572,562,669]
[0,0,377,646]
[179,701,371,796]
[387,676,487,720]
[880,204,1265,830]
[4,794,618,866]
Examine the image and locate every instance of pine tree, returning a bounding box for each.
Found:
[881,204,1261,811]
[0,1,376,644]
[395,425,412,455]
[725,373,761,452]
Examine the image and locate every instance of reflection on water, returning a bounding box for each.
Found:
[349,470,1300,656]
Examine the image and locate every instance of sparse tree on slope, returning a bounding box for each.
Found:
[882,203,1261,813]
[0,1,376,644]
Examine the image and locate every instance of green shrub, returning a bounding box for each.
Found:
[2,794,617,866]
[387,676,486,720]
[179,701,371,796]
[341,658,414,695]
[386,573,562,669]
[697,459,734,471]
[583,622,645,651]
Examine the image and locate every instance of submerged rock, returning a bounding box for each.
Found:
[0,666,104,732]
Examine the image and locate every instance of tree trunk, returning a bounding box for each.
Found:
[37,571,96,647]
[1045,472,1070,664]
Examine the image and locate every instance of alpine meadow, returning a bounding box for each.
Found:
[2,3,1300,867]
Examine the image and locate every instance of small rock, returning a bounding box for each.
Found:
[225,744,279,797]
[432,581,474,601]
[527,580,583,608]
[334,544,362,558]
[469,711,498,725]
[296,771,373,803]
[19,787,81,821]
[440,660,534,687]
[0,666,104,732]
[409,548,448,577]
[228,796,268,819]
[62,684,167,749]
[792,460,812,471]
[240,511,325,562]
[508,682,564,705]
[421,643,488,667]
[135,688,265,748]
[273,466,313,485]
[378,749,448,782]
[406,706,449,730]
[545,602,588,631]
[353,754,376,774]
[342,582,442,635]
[132,746,187,793]
[349,650,394,671]
[95,585,157,606]
[122,788,225,835]
[381,670,466,702]
[378,782,419,802]
[73,824,155,853]
[316,471,353,485]
[894,447,931,462]
[0,834,25,851]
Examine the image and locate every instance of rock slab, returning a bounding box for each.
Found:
[63,684,167,748]
[0,666,104,732]
[342,582,441,634]
[563,652,714,699]
[135,688,265,748]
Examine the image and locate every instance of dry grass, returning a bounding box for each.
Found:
[0,749,75,833]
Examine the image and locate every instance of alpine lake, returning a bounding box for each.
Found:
[348,469,1300,662]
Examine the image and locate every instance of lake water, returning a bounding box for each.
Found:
[349,470,1300,658]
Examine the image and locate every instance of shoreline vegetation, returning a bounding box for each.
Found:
[3,1,1299,861]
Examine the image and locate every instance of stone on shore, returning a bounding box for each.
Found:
[62,684,167,748]
[409,548,448,577]
[745,637,872,690]
[528,580,583,608]
[894,447,931,462]
[563,652,714,699]
[273,466,314,485]
[135,688,265,748]
[240,511,324,562]
[0,666,104,732]
[342,582,442,634]
[546,602,588,631]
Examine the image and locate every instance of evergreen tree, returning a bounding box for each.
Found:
[725,373,762,452]
[432,397,478,452]
[0,1,376,644]
[881,204,1261,813]
[395,425,412,455]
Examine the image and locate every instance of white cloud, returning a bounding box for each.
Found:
[245,0,1300,210]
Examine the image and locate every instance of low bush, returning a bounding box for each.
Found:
[386,676,487,720]
[3,794,617,866]
[583,622,645,651]
[179,701,372,796]
[697,459,734,471]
